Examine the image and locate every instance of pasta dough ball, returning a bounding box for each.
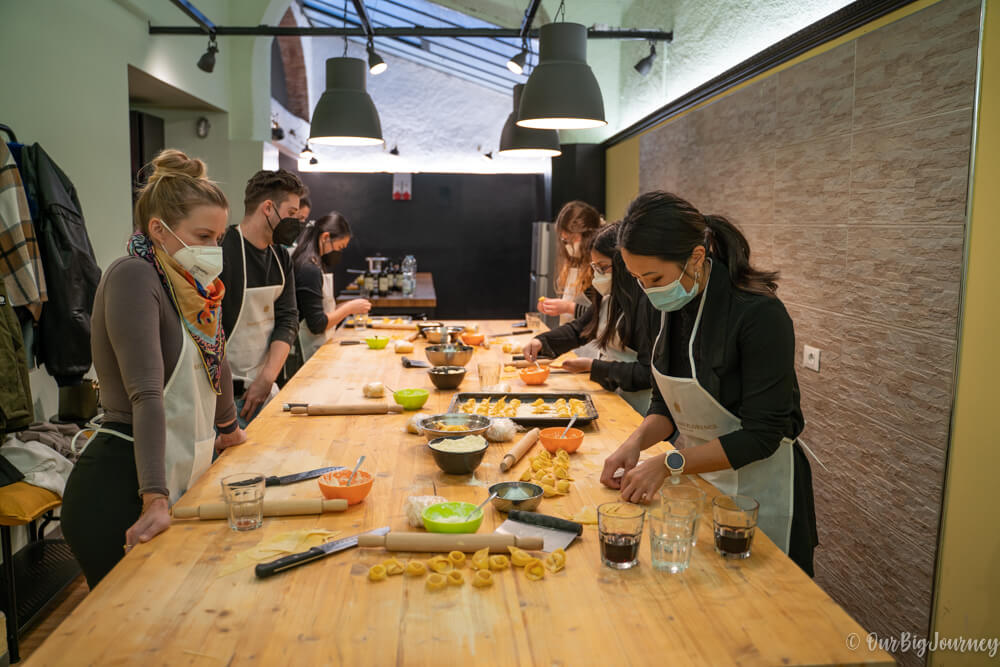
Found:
[406,412,431,435]
[426,573,447,591]
[393,339,414,354]
[447,570,465,586]
[362,381,385,398]
[368,564,388,582]
[472,570,494,588]
[405,561,427,577]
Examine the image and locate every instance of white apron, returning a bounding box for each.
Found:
[72,319,216,503]
[594,298,651,415]
[650,273,795,553]
[227,228,284,401]
[562,267,600,358]
[298,272,335,361]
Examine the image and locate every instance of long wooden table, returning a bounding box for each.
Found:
[30,321,892,666]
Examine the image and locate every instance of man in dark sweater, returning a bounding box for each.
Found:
[220,169,305,422]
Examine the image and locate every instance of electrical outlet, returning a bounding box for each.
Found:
[803,345,821,372]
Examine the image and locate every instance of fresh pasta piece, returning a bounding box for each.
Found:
[468,547,490,570]
[489,555,510,571]
[544,548,566,573]
[507,546,533,567]
[405,560,427,577]
[571,505,599,524]
[554,465,571,480]
[555,480,571,494]
[524,558,546,581]
[426,573,447,591]
[541,484,559,498]
[368,564,388,581]
[428,555,453,573]
[539,474,556,487]
[383,558,405,576]
[447,570,465,586]
[519,468,534,482]
[447,551,466,568]
[472,569,494,588]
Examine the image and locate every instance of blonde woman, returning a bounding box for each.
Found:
[540,200,603,326]
[62,150,246,586]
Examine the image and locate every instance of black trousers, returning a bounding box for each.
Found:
[61,423,141,588]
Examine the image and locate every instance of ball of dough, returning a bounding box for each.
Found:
[485,418,518,443]
[393,340,414,354]
[406,412,431,435]
[362,381,385,398]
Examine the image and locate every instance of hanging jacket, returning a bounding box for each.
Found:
[0,142,46,314]
[0,281,33,435]
[17,144,101,385]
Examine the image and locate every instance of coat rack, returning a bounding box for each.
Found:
[0,123,18,142]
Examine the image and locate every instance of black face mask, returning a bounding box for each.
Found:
[267,206,303,246]
[321,250,342,271]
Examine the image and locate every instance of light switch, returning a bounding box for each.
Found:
[803,345,821,372]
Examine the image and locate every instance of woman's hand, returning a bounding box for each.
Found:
[240,377,272,420]
[538,298,575,316]
[619,453,668,504]
[215,426,247,453]
[561,357,593,374]
[521,339,543,362]
[600,441,642,489]
[125,494,171,550]
[346,298,372,315]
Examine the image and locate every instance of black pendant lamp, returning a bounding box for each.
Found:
[309,57,383,146]
[498,84,561,158]
[517,22,606,130]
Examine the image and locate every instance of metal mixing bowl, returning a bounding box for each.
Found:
[425,344,474,367]
[418,413,490,442]
[488,482,544,513]
[424,326,465,344]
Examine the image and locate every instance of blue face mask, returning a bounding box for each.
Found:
[641,259,700,312]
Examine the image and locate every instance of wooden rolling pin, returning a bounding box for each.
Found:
[510,359,553,368]
[357,532,544,553]
[290,402,404,415]
[499,428,541,472]
[173,497,348,520]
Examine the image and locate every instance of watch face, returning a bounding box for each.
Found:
[666,451,685,471]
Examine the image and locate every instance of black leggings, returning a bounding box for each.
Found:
[61,424,142,588]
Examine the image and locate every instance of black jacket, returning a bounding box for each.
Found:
[535,287,658,394]
[648,259,805,468]
[18,144,101,385]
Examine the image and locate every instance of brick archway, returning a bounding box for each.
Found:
[274,7,310,121]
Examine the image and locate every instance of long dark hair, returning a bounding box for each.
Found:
[619,191,778,296]
[292,212,351,271]
[580,222,642,351]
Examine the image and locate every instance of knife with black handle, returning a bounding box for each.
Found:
[264,466,344,487]
[255,526,391,578]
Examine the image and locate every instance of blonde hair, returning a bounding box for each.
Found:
[555,200,603,294]
[133,149,228,235]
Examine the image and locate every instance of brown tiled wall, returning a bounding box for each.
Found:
[277,8,310,121]
[637,1,980,664]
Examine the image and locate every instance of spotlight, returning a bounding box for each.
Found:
[389,145,400,156]
[482,151,494,161]
[309,156,319,165]
[367,41,387,75]
[634,42,656,76]
[197,34,218,73]
[301,144,315,159]
[507,47,528,75]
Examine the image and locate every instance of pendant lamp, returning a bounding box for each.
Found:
[309,57,383,146]
[498,84,561,157]
[517,22,606,130]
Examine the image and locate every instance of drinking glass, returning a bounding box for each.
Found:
[712,495,759,559]
[597,502,645,569]
[648,506,696,573]
[659,481,707,546]
[477,360,501,390]
[221,473,265,532]
[525,312,544,331]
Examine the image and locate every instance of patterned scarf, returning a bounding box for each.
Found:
[127,232,226,394]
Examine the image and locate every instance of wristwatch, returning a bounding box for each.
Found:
[664,450,685,482]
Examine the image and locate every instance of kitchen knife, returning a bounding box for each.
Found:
[496,511,583,552]
[255,526,391,579]
[265,466,344,486]
[493,330,535,337]
[511,355,554,361]
[401,356,431,368]
[339,340,362,345]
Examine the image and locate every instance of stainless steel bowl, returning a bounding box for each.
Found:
[488,482,544,513]
[424,326,465,344]
[425,343,474,367]
[418,413,491,442]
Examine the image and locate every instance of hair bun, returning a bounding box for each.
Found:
[150,149,207,182]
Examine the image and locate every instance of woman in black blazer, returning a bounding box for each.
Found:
[601,191,818,576]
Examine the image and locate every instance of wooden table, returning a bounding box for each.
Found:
[29,321,892,666]
[339,272,437,314]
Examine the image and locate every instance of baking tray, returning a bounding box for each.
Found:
[344,315,414,329]
[446,392,599,428]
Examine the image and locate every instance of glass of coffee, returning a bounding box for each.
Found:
[598,502,646,569]
[712,495,759,559]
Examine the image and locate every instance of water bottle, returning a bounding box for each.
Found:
[401,255,417,296]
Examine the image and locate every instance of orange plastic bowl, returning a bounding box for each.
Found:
[318,470,373,505]
[539,427,584,453]
[519,366,550,385]
[460,332,485,346]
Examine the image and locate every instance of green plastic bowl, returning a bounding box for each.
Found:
[365,336,390,349]
[393,388,429,410]
[422,501,484,533]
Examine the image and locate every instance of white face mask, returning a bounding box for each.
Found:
[591,271,612,296]
[159,220,223,286]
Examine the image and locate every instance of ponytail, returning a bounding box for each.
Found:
[619,191,779,297]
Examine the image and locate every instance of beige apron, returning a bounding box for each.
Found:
[595,298,651,414]
[297,272,335,361]
[650,272,795,553]
[562,267,600,358]
[72,318,216,502]
[227,228,283,402]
